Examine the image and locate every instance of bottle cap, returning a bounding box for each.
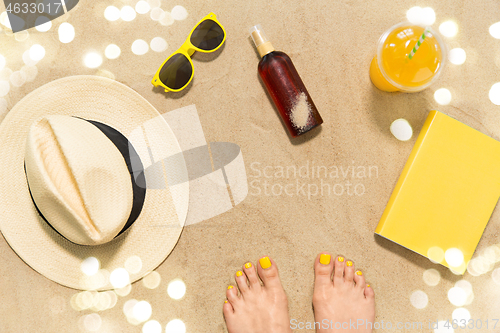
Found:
[249,24,275,58]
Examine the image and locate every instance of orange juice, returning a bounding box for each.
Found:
[370,23,446,92]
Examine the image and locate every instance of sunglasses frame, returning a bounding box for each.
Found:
[151,12,227,92]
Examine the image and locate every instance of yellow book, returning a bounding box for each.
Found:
[376,110,500,274]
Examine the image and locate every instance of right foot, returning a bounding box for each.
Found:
[223,256,292,333]
[312,253,375,333]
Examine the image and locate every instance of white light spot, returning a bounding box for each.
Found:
[29,44,46,61]
[150,7,165,21]
[0,12,11,29]
[133,300,152,322]
[91,291,111,311]
[14,30,29,42]
[121,6,136,21]
[434,320,455,333]
[0,80,10,97]
[105,44,121,60]
[110,268,130,288]
[0,68,10,81]
[0,55,5,70]
[452,308,471,322]
[147,0,161,9]
[142,271,161,289]
[448,286,467,306]
[390,118,412,141]
[445,248,464,267]
[421,7,436,26]
[167,279,186,300]
[489,83,500,105]
[150,37,168,52]
[489,22,500,39]
[123,299,138,319]
[434,88,452,105]
[171,6,188,21]
[160,11,174,26]
[76,291,95,310]
[143,320,162,333]
[81,257,100,276]
[132,39,149,55]
[35,16,52,32]
[125,255,143,274]
[104,6,121,21]
[84,52,103,69]
[83,313,102,332]
[0,98,7,115]
[423,269,441,286]
[448,48,466,65]
[410,290,428,309]
[492,268,500,285]
[165,319,186,333]
[135,1,151,14]
[455,280,473,299]
[407,7,423,25]
[439,21,458,38]
[23,50,37,66]
[10,70,26,87]
[428,246,445,263]
[115,283,132,297]
[58,22,75,43]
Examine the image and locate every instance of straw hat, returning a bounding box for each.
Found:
[0,76,188,291]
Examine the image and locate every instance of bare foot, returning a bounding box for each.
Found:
[223,256,292,333]
[312,253,375,332]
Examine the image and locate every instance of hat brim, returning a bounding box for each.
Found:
[0,76,188,291]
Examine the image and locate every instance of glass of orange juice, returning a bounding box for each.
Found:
[370,22,447,92]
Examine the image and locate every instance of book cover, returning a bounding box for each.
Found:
[376,110,500,274]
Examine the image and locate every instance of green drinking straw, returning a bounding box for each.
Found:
[408,27,430,60]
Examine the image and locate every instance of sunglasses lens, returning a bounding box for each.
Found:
[190,19,225,51]
[159,53,193,90]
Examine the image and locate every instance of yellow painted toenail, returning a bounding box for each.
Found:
[228,285,233,289]
[356,271,362,276]
[320,254,331,265]
[259,257,272,269]
[346,261,353,267]
[236,271,243,277]
[245,262,252,269]
[338,257,344,262]
[367,285,370,288]
[225,300,228,303]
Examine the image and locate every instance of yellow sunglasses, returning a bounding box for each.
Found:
[152,13,226,92]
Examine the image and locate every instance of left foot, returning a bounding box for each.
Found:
[223,256,292,333]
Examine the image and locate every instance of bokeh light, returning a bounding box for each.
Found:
[35,16,51,32]
[125,255,143,274]
[83,313,102,332]
[390,118,412,141]
[84,52,103,69]
[132,39,149,55]
[0,12,11,29]
[135,1,151,14]
[104,6,120,21]
[115,283,132,297]
[150,37,168,52]
[10,70,26,87]
[452,308,471,322]
[445,248,464,268]
[23,50,37,66]
[454,279,474,305]
[0,80,10,97]
[81,257,100,276]
[171,6,188,21]
[489,83,500,105]
[421,7,436,26]
[29,44,46,61]
[110,267,130,288]
[58,22,75,43]
[14,30,29,42]
[434,88,452,105]
[410,290,428,309]
[439,21,458,38]
[165,319,186,333]
[121,6,136,21]
[142,271,161,289]
[167,279,186,300]
[406,6,435,26]
[448,48,466,65]
[489,22,500,39]
[147,0,161,9]
[423,268,441,286]
[492,267,500,285]
[133,300,152,322]
[150,8,165,21]
[0,55,5,70]
[105,44,121,60]
[428,246,445,263]
[448,286,467,306]
[143,320,162,333]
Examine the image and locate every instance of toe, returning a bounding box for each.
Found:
[314,253,333,286]
[353,270,366,289]
[243,262,261,289]
[226,285,239,303]
[257,256,281,288]
[223,299,234,316]
[333,256,345,284]
[344,260,355,283]
[235,270,249,294]
[364,284,375,299]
